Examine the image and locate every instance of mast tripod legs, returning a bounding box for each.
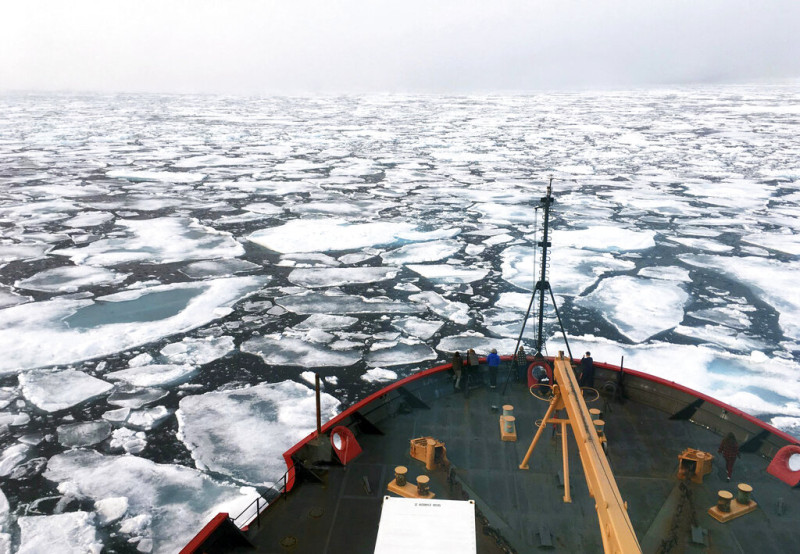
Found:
[519,388,562,470]
[519,386,572,503]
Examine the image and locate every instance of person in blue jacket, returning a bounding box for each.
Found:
[486,348,501,389]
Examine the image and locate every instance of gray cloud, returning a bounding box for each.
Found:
[2,0,799,93]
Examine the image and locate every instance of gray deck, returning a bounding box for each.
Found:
[236,367,800,553]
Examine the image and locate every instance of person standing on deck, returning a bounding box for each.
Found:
[465,348,479,396]
[579,352,595,388]
[486,348,501,389]
[718,432,741,481]
[515,346,527,382]
[451,352,463,390]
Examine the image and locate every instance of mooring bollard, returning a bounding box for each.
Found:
[416,475,430,496]
[737,483,753,505]
[717,490,733,513]
[395,466,407,487]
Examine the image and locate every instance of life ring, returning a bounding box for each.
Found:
[766,444,800,486]
[527,360,553,389]
[330,425,362,465]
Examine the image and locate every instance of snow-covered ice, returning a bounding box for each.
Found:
[391,317,444,340]
[17,511,102,554]
[16,266,129,293]
[361,368,399,382]
[406,264,489,284]
[241,335,361,367]
[287,267,399,288]
[365,341,437,367]
[249,218,456,254]
[44,450,259,553]
[576,276,689,343]
[0,277,266,373]
[57,421,113,447]
[19,370,113,412]
[177,381,340,485]
[106,365,197,388]
[54,218,244,266]
[276,291,423,315]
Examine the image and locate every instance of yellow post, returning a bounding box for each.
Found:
[562,420,571,503]
[519,390,560,470]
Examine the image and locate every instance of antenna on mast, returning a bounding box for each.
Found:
[503,177,573,395]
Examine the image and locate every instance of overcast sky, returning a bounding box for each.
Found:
[2,0,799,94]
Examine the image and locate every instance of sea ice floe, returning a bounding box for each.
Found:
[44,450,259,553]
[109,428,147,454]
[501,245,635,296]
[681,179,773,210]
[276,291,423,315]
[0,276,266,373]
[436,333,522,356]
[107,386,168,410]
[0,486,8,530]
[0,286,30,310]
[742,232,800,256]
[576,276,688,343]
[0,242,51,263]
[180,259,262,279]
[637,266,692,282]
[287,267,399,288]
[555,226,656,252]
[15,266,130,293]
[95,496,129,525]
[127,406,171,431]
[381,239,462,265]
[405,264,489,284]
[0,390,16,411]
[409,291,470,325]
[665,236,733,253]
[57,421,113,448]
[361,368,398,383]
[338,252,378,264]
[0,444,29,477]
[686,306,753,330]
[63,211,114,228]
[106,169,206,183]
[102,407,131,424]
[105,365,197,388]
[289,199,393,217]
[769,416,800,437]
[19,370,113,412]
[279,253,342,267]
[482,234,513,246]
[160,336,236,366]
[681,254,800,341]
[53,218,244,266]
[248,218,458,254]
[294,314,358,330]
[391,317,444,340]
[177,380,340,485]
[673,324,765,352]
[17,511,102,554]
[241,335,361,367]
[365,342,437,367]
[242,202,284,216]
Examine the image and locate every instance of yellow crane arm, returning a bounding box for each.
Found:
[553,353,642,554]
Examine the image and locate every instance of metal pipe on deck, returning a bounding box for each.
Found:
[315,373,322,436]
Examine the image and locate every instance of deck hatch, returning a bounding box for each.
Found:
[374,497,476,553]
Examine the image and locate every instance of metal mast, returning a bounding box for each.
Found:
[534,180,554,356]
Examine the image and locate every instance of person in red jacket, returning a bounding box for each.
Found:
[718,432,741,481]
